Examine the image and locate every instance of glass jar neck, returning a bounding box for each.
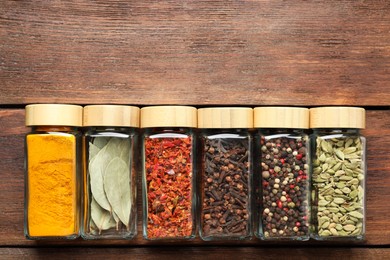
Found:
[143,127,193,134]
[32,126,77,132]
[200,128,249,134]
[312,128,361,135]
[87,126,132,132]
[258,128,306,135]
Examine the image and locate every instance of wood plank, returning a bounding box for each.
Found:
[1,247,390,259]
[0,109,389,246]
[1,1,390,105]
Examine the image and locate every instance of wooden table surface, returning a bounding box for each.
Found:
[1,1,390,259]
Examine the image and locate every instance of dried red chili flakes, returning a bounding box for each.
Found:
[145,137,193,239]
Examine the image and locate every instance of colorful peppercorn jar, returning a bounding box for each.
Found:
[81,105,139,239]
[141,106,197,240]
[253,107,310,240]
[310,107,366,240]
[198,107,253,241]
[24,104,83,239]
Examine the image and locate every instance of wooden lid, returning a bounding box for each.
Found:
[141,106,197,128]
[84,105,140,127]
[25,104,83,126]
[310,107,366,129]
[254,107,309,129]
[198,107,253,128]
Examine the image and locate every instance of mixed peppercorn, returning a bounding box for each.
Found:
[260,136,310,239]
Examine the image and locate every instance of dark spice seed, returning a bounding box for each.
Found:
[201,137,250,238]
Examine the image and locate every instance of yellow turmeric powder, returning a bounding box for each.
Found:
[26,132,78,237]
[25,104,82,239]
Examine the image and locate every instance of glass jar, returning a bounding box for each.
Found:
[254,107,310,241]
[81,105,139,239]
[24,104,82,239]
[141,106,197,240]
[198,107,253,241]
[310,107,366,240]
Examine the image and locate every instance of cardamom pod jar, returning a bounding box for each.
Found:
[82,105,139,239]
[141,106,197,240]
[254,107,310,241]
[310,107,366,240]
[25,104,83,239]
[198,107,253,241]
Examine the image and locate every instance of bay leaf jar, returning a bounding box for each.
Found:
[254,107,311,241]
[310,107,366,240]
[141,106,197,240]
[82,105,139,239]
[198,107,253,241]
[25,104,82,239]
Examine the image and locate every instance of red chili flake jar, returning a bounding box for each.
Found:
[254,107,311,241]
[141,106,197,240]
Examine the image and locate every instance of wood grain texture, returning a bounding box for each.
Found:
[1,109,389,247]
[2,247,390,260]
[1,1,390,105]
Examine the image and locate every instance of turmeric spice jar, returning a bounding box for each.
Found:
[82,105,139,239]
[141,106,197,240]
[24,104,82,239]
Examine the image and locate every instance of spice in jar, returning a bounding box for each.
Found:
[24,104,82,239]
[82,105,139,239]
[254,107,310,240]
[260,136,309,239]
[198,107,253,240]
[141,106,197,240]
[310,107,366,240]
[145,137,193,238]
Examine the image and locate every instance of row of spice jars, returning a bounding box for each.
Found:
[24,104,366,241]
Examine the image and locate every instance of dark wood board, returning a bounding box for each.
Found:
[0,109,389,247]
[1,1,390,106]
[1,247,390,260]
[1,0,390,257]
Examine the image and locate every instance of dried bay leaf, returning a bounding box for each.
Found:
[89,142,100,161]
[104,157,131,229]
[105,138,124,157]
[94,137,109,149]
[113,212,120,231]
[89,138,124,211]
[91,198,116,234]
[118,138,131,165]
[89,144,112,212]
[89,218,99,235]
